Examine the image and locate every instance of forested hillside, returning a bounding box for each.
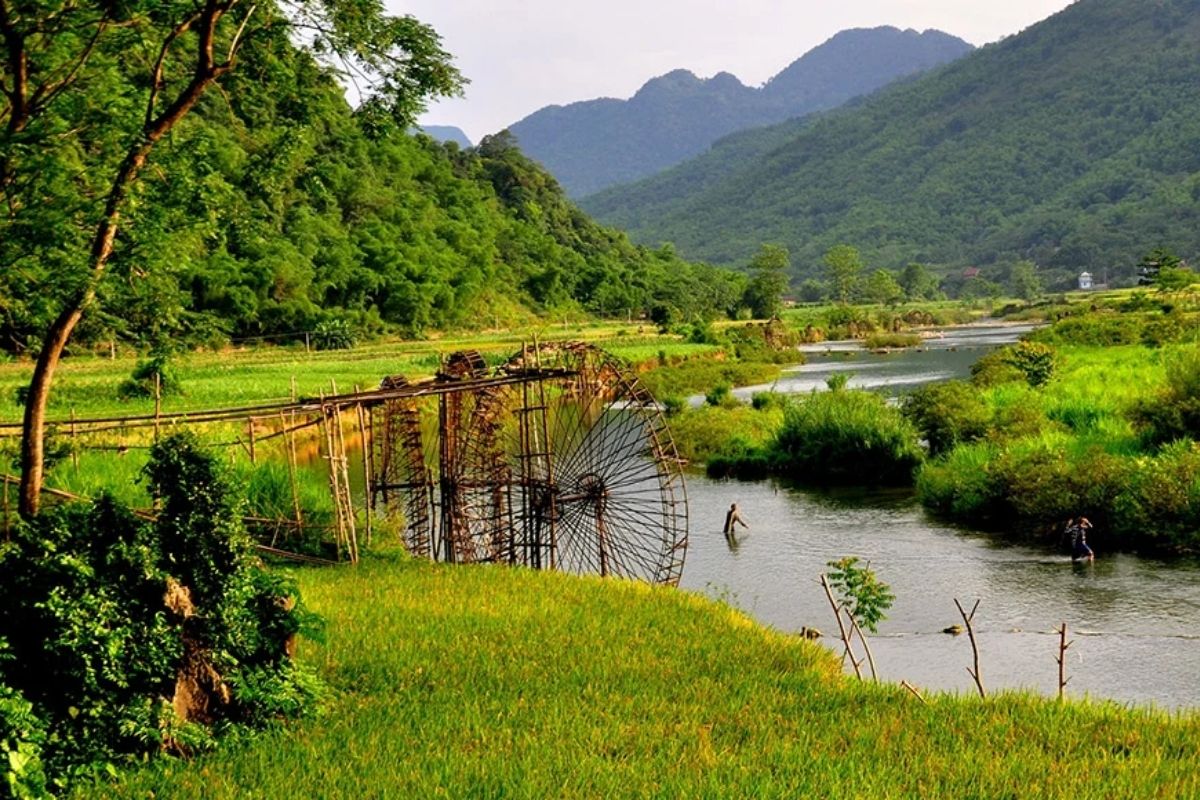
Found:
[0,28,740,354]
[508,28,971,197]
[584,0,1200,275]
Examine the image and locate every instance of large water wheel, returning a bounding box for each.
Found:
[372,342,688,586]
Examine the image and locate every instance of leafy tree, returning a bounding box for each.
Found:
[742,244,791,319]
[824,245,864,305]
[1,0,464,516]
[826,557,895,633]
[1010,260,1043,302]
[1004,341,1058,388]
[1138,247,1182,285]
[1156,266,1196,293]
[899,263,939,301]
[863,269,904,306]
[798,279,826,303]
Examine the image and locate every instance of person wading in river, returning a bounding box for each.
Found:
[724,503,749,541]
[1067,516,1095,562]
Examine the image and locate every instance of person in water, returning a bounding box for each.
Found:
[723,503,749,539]
[1067,516,1094,561]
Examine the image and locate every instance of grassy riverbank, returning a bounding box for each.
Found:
[76,555,1200,798]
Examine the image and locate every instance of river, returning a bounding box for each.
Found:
[679,323,1200,708]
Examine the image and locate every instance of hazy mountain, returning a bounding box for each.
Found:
[584,0,1200,274]
[414,125,473,148]
[507,27,972,197]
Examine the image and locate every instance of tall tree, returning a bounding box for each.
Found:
[742,244,790,319]
[1,0,463,516]
[1009,260,1042,302]
[863,269,904,306]
[824,244,864,305]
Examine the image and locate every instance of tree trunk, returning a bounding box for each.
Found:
[17,1,230,517]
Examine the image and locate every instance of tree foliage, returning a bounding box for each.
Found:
[742,244,791,318]
[824,245,864,305]
[0,434,320,788]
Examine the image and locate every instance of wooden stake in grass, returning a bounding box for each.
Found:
[821,573,863,680]
[954,598,986,698]
[900,680,928,706]
[844,608,879,682]
[1055,622,1073,701]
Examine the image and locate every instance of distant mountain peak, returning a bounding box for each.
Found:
[507,26,973,196]
[583,0,1200,275]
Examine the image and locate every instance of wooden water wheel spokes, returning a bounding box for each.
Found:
[372,375,434,558]
[499,341,689,586]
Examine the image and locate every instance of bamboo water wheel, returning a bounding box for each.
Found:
[370,341,688,586]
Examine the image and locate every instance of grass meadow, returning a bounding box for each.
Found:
[74,554,1200,798]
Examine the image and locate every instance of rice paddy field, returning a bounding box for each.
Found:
[72,554,1200,798]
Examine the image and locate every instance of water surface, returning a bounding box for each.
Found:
[681,477,1200,708]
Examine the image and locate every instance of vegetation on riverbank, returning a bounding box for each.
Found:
[0,437,318,797]
[73,555,1200,798]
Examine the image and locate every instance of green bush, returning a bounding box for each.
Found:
[0,661,48,800]
[117,355,183,400]
[704,384,737,408]
[1130,346,1200,447]
[772,390,924,485]
[0,434,320,789]
[902,381,991,456]
[1003,341,1058,388]
[970,350,1025,387]
[312,319,356,351]
[863,332,922,349]
[1111,441,1200,551]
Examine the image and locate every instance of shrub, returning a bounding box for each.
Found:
[1111,441,1200,551]
[863,332,922,350]
[0,434,320,788]
[970,350,1024,387]
[117,355,183,400]
[750,391,789,412]
[1003,341,1058,387]
[705,384,736,408]
[1130,346,1200,447]
[0,663,48,800]
[902,381,991,456]
[772,390,923,485]
[312,319,356,351]
[661,396,686,417]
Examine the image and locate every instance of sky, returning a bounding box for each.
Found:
[399,0,1076,143]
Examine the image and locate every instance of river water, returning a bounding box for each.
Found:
[679,324,1200,708]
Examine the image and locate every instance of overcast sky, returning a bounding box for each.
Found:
[398,1,1075,143]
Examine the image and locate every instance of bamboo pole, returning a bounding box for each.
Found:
[354,389,374,547]
[153,372,162,442]
[317,395,344,561]
[70,408,79,472]
[333,402,359,563]
[248,417,257,464]
[280,411,303,531]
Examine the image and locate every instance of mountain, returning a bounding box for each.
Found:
[415,125,473,148]
[507,28,973,197]
[583,0,1200,274]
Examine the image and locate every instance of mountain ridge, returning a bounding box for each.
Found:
[507,27,973,197]
[583,0,1200,274]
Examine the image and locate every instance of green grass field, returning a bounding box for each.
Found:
[0,324,716,424]
[75,555,1200,798]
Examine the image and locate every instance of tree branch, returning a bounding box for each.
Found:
[146,11,204,129]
